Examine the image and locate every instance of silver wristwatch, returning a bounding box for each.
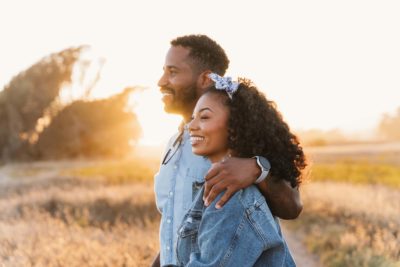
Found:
[253,156,271,184]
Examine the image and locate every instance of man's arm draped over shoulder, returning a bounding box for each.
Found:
[257,174,302,220]
[203,157,302,220]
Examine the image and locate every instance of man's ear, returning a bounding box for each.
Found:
[197,70,213,90]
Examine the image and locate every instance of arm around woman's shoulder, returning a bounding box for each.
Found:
[258,175,303,220]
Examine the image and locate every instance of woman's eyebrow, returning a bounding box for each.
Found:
[192,107,213,118]
[199,107,213,113]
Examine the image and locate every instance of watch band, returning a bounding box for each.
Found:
[253,156,270,184]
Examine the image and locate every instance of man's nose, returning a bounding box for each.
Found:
[157,72,168,87]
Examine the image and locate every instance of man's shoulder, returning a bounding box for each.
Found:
[161,131,182,151]
[167,131,181,144]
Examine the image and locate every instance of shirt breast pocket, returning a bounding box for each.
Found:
[185,168,206,209]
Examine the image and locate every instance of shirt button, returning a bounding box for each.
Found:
[167,219,171,224]
[169,191,173,197]
[173,165,177,169]
[166,246,170,251]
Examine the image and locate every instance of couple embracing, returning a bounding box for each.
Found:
[153,35,306,267]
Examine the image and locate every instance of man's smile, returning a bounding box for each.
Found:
[160,88,175,103]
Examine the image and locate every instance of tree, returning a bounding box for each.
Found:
[378,107,400,140]
[0,46,89,160]
[34,88,141,159]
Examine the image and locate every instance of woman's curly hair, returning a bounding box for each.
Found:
[205,78,307,187]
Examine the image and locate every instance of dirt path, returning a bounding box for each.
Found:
[281,225,321,267]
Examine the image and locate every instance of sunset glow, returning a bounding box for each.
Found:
[1,0,399,146]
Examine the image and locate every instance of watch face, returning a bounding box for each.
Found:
[259,157,271,170]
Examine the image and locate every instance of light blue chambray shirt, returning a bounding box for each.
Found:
[154,127,211,266]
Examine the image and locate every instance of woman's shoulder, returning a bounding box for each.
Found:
[204,186,271,217]
[238,185,267,209]
[202,186,283,247]
[241,186,283,240]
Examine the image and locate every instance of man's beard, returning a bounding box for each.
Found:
[163,83,198,115]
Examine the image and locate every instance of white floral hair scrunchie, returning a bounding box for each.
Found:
[208,73,239,99]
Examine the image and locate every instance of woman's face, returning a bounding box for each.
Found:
[188,93,230,163]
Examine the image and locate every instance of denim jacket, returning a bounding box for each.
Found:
[176,185,296,267]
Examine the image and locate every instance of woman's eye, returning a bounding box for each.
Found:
[200,116,209,120]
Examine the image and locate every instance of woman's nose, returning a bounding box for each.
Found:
[188,117,199,132]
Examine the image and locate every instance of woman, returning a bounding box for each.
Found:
[175,74,306,266]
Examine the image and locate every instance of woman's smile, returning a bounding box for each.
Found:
[190,135,205,146]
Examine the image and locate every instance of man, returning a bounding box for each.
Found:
[153,35,302,267]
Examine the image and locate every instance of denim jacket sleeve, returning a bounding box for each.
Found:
[185,187,286,267]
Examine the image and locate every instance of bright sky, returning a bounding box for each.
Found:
[1,0,399,146]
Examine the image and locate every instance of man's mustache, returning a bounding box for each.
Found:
[160,87,175,94]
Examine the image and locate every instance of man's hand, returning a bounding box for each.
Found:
[203,157,260,209]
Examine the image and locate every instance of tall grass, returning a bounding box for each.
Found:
[63,158,159,184]
[284,181,400,267]
[311,161,400,188]
[0,160,160,267]
[293,146,400,266]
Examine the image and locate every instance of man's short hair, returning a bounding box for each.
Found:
[171,34,229,75]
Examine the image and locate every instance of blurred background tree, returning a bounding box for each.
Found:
[0,46,87,160]
[0,46,141,161]
[35,88,141,159]
[378,107,400,141]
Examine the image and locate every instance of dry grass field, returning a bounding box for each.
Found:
[290,143,400,267]
[286,182,400,267]
[0,159,161,267]
[0,142,399,267]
